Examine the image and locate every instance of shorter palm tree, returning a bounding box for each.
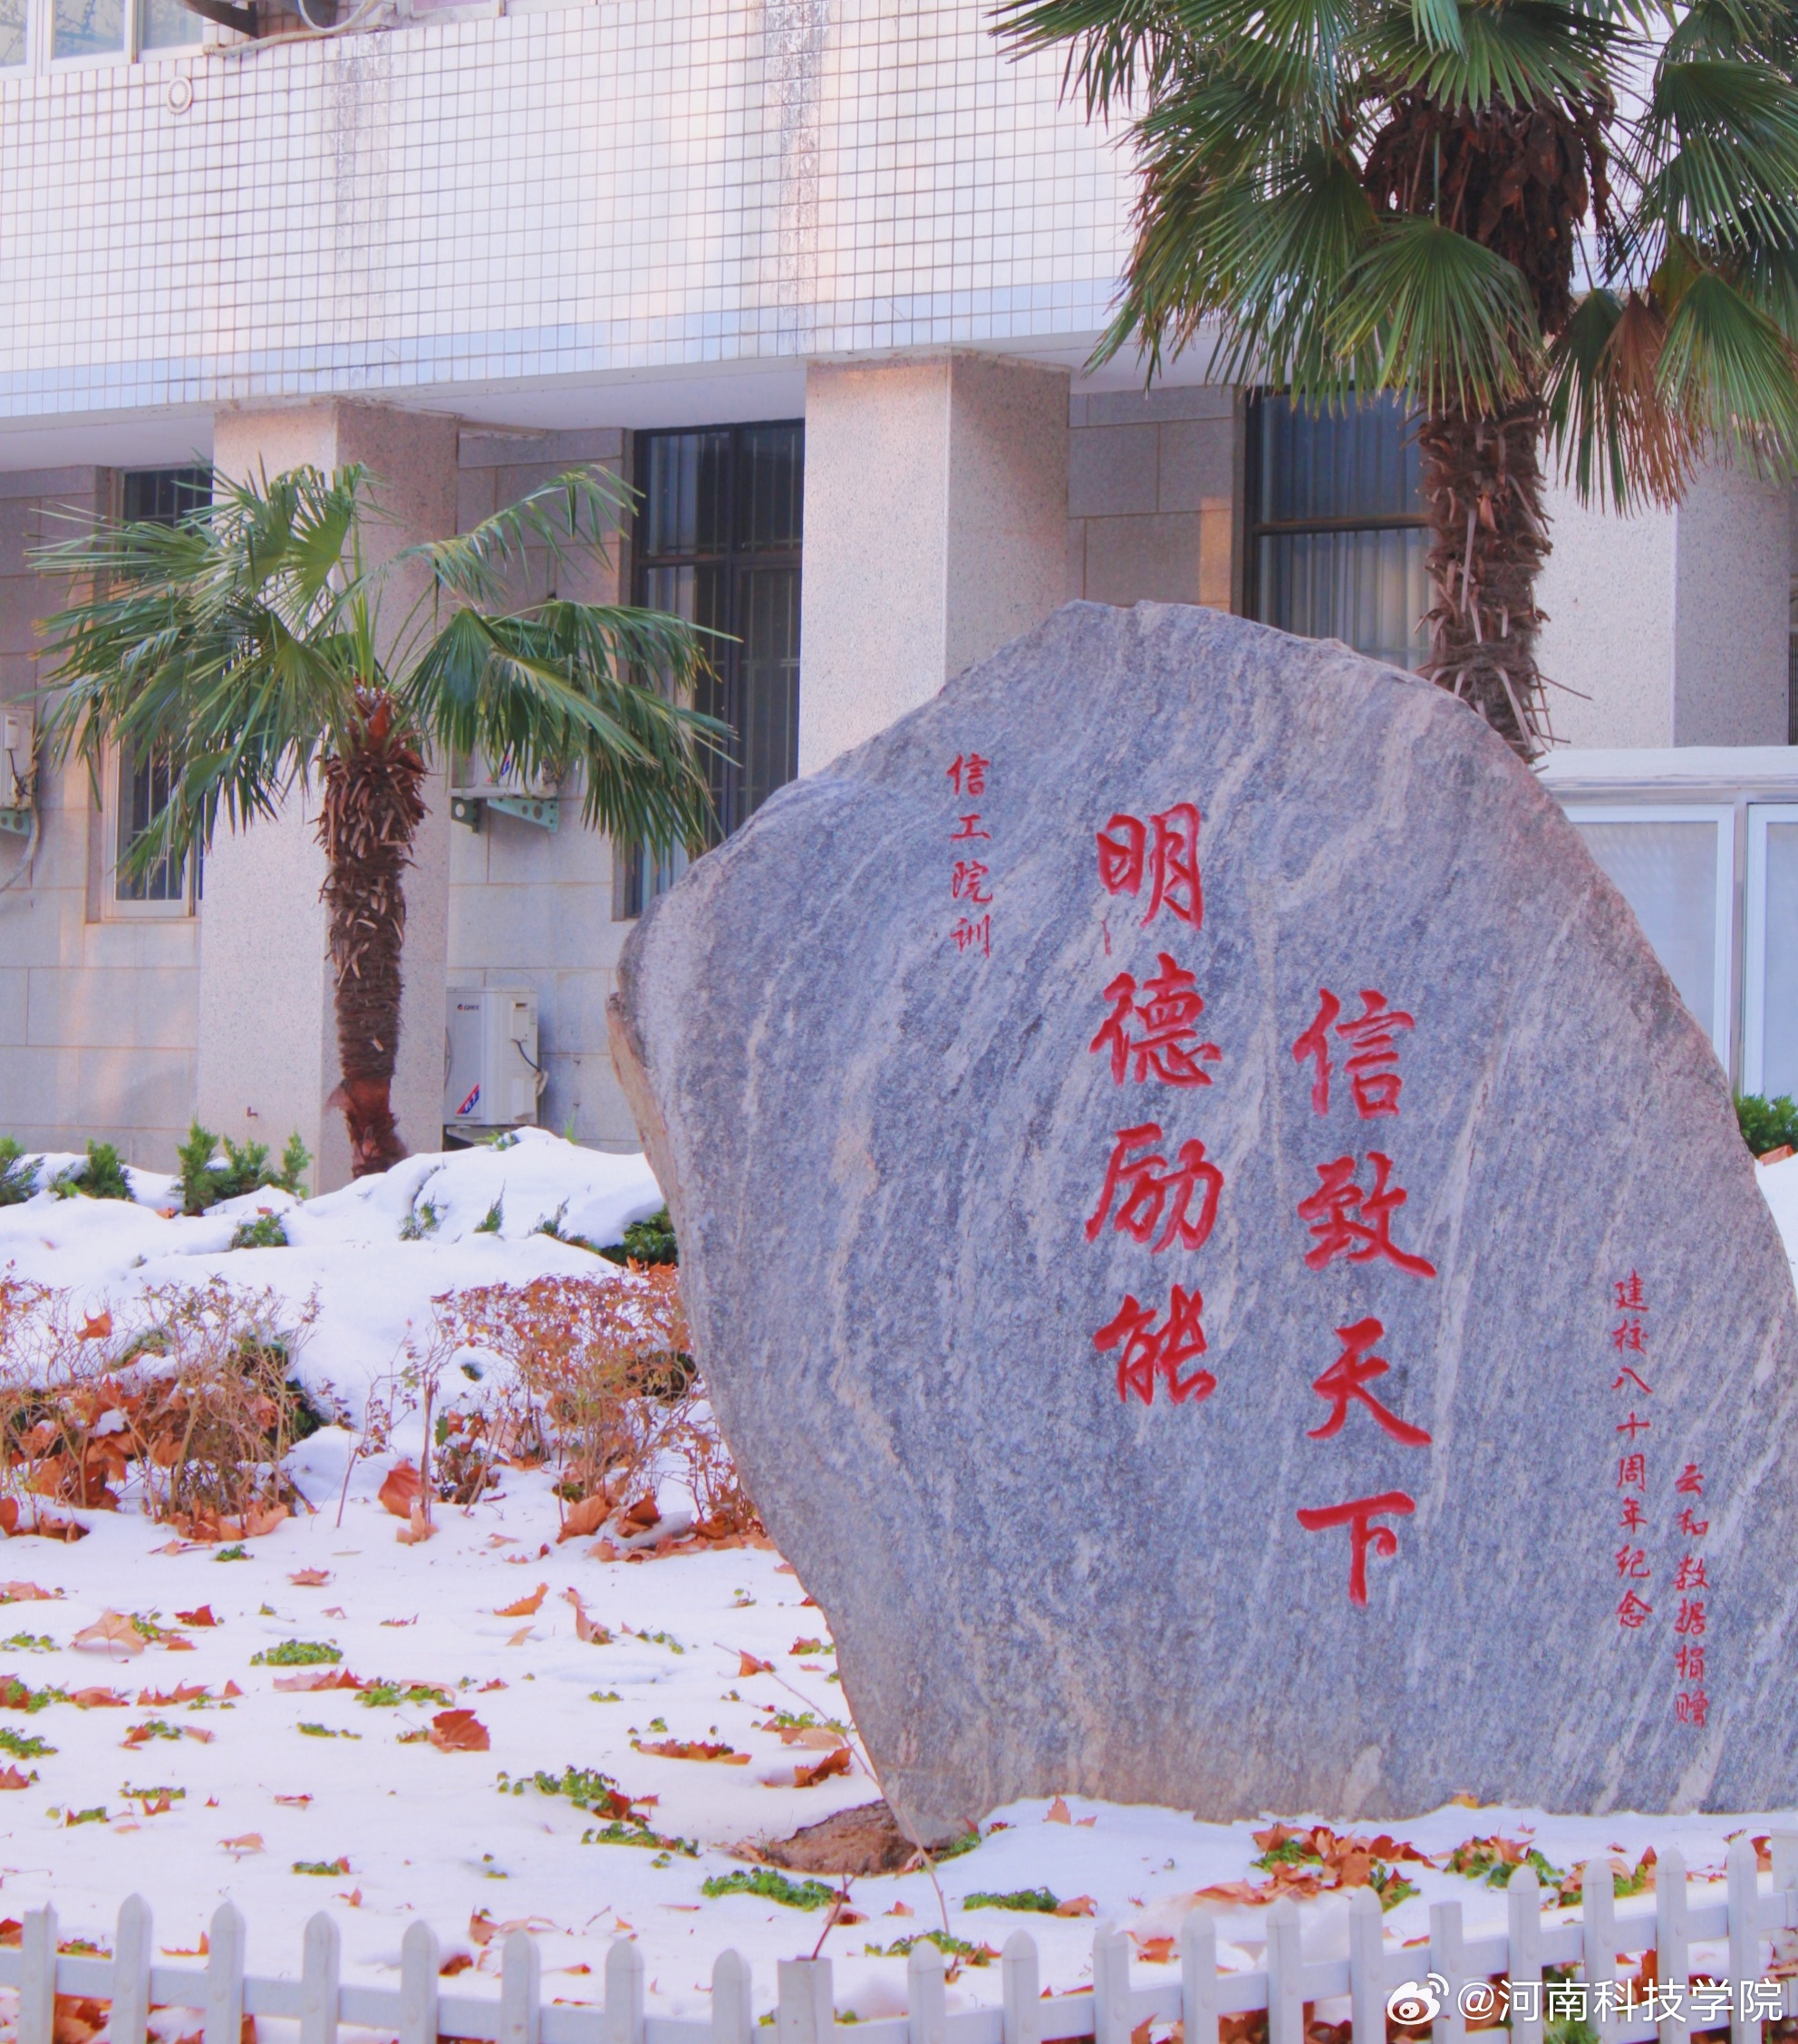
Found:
[34,464,724,1177]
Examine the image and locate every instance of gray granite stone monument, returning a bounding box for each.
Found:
[609,601,1798,1830]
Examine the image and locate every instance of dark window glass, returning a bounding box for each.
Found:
[123,467,210,525]
[1246,394,1426,673]
[621,422,803,917]
[114,468,211,907]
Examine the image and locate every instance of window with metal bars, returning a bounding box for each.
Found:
[1244,393,1427,673]
[617,422,803,918]
[110,467,211,911]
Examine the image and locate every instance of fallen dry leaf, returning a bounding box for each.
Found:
[289,1570,331,1587]
[562,1588,609,1644]
[495,1584,546,1618]
[273,1669,362,1693]
[1046,1796,1071,1824]
[72,1612,142,1658]
[323,1606,347,1619]
[888,1902,915,1918]
[173,1606,217,1627]
[1054,1896,1097,1918]
[397,1503,437,1546]
[634,1739,748,1765]
[220,1834,264,1856]
[0,1767,30,1790]
[222,1681,243,1698]
[69,1687,129,1708]
[469,1911,497,1947]
[161,1935,208,1958]
[793,1747,853,1788]
[0,1583,58,1603]
[440,1955,474,1978]
[242,1505,289,1539]
[337,1889,362,1909]
[78,1312,112,1343]
[556,1496,608,1542]
[1132,1935,1175,1964]
[274,1794,312,1808]
[428,1710,489,1753]
[377,1462,422,1519]
[739,1653,773,1676]
[506,1627,534,1647]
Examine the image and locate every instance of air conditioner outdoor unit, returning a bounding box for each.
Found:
[444,986,543,1133]
[1,709,34,814]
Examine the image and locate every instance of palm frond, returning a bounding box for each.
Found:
[394,468,635,614]
[1544,286,1701,507]
[1655,260,1798,467]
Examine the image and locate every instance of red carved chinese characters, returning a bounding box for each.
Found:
[1090,954,1222,1087]
[1085,1123,1223,1255]
[1294,1493,1416,1607]
[1292,989,1415,1118]
[1308,1317,1432,1448]
[1096,805,1203,928]
[1295,1154,1436,1278]
[1673,1460,1710,1726]
[945,750,995,957]
[1093,1287,1214,1405]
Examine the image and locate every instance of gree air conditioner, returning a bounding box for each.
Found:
[0,709,33,824]
[444,987,544,1132]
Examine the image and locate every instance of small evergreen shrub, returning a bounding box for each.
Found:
[0,1141,36,1206]
[73,1142,132,1201]
[178,1123,311,1215]
[1737,1094,1798,1158]
[599,1207,678,1267]
[229,1212,289,1250]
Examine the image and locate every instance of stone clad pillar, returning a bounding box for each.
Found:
[798,352,1070,774]
[198,401,457,1191]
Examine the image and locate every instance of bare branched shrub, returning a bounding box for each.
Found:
[0,1279,128,1519]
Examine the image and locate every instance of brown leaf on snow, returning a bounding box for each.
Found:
[793,1748,853,1788]
[138,1683,208,1705]
[54,1992,109,2044]
[78,1312,112,1343]
[495,1583,546,1617]
[241,1505,289,1539]
[72,1612,144,1658]
[160,1934,208,1958]
[273,1669,362,1693]
[289,1570,331,1587]
[397,1503,437,1546]
[0,1767,31,1790]
[274,1794,312,1808]
[428,1710,490,1752]
[0,1583,59,1603]
[174,1606,218,1627]
[1132,1935,1176,1963]
[556,1496,609,1542]
[222,1681,243,1698]
[562,1588,609,1644]
[505,1626,534,1647]
[0,1500,90,1543]
[739,1653,773,1676]
[377,1463,422,1519]
[1054,1896,1097,1918]
[440,1954,474,1977]
[220,1834,264,1856]
[1046,1796,1071,1825]
[469,1911,498,1947]
[69,1687,129,1708]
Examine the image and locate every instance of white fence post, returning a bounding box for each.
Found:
[777,1958,833,2044]
[1266,1897,1304,2044]
[1347,1887,1383,2044]
[1002,1931,1041,2044]
[1429,1899,1466,2044]
[205,1901,246,2044]
[606,1938,646,2044]
[1582,1861,1618,2044]
[398,1921,440,2044]
[19,1904,56,2044]
[1507,1866,1543,2044]
[1773,1837,1798,2023]
[712,1949,753,2044]
[500,1930,542,2044]
[111,1895,152,2044]
[1092,1923,1132,2044]
[1656,1846,1689,2044]
[1727,1835,1758,2044]
[1181,1909,1219,2044]
[907,1941,946,2044]
[299,1912,340,2044]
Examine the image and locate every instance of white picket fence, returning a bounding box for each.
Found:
[4,1835,1798,2044]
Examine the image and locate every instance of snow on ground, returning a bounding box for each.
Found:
[0,1143,1788,2013]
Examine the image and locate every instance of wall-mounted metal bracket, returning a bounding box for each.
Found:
[0,809,32,839]
[449,794,560,833]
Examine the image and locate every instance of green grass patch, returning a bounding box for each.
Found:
[250,1641,341,1667]
[701,1869,838,1910]
[962,1888,1059,1913]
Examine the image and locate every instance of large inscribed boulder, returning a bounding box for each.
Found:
[609,602,1798,1829]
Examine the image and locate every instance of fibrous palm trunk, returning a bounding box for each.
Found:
[1417,398,1553,757]
[317,694,428,1177]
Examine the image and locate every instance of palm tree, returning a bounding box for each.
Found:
[34,464,723,1176]
[997,0,1798,757]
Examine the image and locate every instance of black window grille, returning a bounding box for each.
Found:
[113,468,211,907]
[619,422,803,918]
[1244,393,1427,672]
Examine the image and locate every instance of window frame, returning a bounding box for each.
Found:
[619,419,804,918]
[10,0,206,72]
[1744,802,1798,1098]
[1242,390,1429,670]
[1562,802,1735,1071]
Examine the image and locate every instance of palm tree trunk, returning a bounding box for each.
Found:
[1417,398,1554,760]
[317,695,428,1178]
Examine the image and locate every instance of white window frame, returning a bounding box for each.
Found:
[1562,803,1735,1070]
[16,0,203,70]
[1744,803,1798,1098]
[99,741,198,921]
